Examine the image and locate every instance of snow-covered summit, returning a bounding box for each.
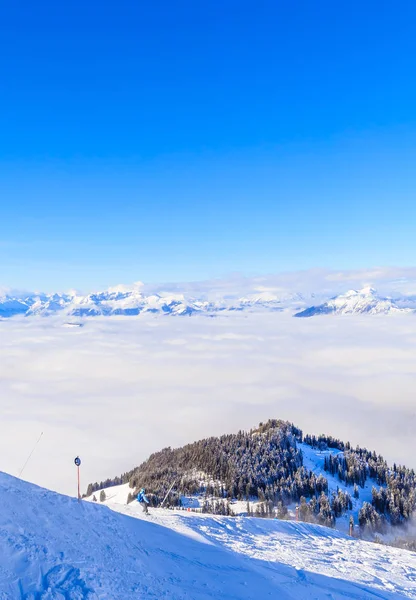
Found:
[294,287,413,317]
[1,471,416,599]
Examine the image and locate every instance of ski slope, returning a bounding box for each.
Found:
[299,442,380,532]
[1,472,416,599]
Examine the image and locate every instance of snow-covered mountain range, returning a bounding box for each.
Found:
[1,283,415,318]
[0,284,300,318]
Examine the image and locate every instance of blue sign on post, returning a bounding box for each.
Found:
[74,456,81,499]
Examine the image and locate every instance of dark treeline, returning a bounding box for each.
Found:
[85,472,133,498]
[303,434,350,452]
[87,419,416,533]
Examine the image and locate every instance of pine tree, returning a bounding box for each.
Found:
[275,501,288,519]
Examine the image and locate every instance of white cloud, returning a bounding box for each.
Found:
[143,266,416,301]
[1,312,416,496]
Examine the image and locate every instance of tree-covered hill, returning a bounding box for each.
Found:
[87,419,416,533]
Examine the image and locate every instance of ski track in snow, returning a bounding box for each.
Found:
[2,472,415,599]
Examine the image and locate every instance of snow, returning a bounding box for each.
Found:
[2,471,415,599]
[89,482,131,504]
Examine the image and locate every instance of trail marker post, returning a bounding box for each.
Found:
[74,456,81,500]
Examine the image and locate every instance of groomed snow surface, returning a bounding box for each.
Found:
[1,473,416,599]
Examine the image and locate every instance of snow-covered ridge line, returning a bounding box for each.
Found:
[1,283,416,318]
[0,285,302,317]
[295,286,416,317]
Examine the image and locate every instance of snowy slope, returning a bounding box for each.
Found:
[2,472,416,599]
[294,287,414,317]
[0,295,32,317]
[299,443,380,533]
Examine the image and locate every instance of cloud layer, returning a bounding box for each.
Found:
[1,311,416,495]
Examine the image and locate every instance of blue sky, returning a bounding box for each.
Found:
[1,1,415,292]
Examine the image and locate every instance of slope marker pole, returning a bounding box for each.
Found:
[74,456,81,500]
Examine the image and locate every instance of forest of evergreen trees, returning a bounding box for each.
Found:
[87,419,416,533]
[85,473,132,497]
[323,450,416,530]
[128,420,322,511]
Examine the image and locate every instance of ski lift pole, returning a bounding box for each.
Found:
[74,456,81,500]
[18,432,43,479]
[161,480,176,508]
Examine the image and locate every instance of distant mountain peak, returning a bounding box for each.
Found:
[344,286,377,297]
[294,287,411,317]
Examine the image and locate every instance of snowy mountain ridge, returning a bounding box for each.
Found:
[0,285,301,318]
[1,282,416,318]
[294,286,414,317]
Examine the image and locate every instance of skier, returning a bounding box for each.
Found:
[137,487,150,514]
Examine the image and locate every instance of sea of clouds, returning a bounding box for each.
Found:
[1,306,416,496]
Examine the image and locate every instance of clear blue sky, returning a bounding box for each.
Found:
[1,1,415,292]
